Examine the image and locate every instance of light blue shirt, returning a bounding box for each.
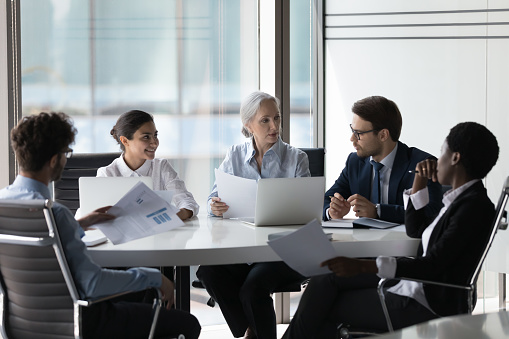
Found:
[0,175,162,299]
[208,137,310,214]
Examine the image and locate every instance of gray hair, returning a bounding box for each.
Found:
[240,91,281,138]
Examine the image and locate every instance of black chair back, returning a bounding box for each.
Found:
[54,153,120,214]
[299,148,326,177]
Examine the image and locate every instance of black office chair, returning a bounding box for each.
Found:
[53,152,121,214]
[338,176,509,338]
[0,199,166,339]
[193,147,325,307]
[299,147,326,178]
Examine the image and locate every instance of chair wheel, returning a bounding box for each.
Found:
[337,324,351,339]
[206,297,216,307]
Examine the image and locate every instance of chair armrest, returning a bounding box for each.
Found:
[379,276,473,292]
[78,288,163,339]
[78,287,162,307]
[377,277,475,333]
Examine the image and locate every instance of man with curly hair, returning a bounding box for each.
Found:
[0,112,201,339]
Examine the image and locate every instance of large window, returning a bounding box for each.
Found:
[20,1,317,205]
[21,0,258,205]
[290,0,314,148]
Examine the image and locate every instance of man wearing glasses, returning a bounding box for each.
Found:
[324,96,443,223]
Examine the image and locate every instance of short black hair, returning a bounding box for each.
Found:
[10,112,76,172]
[352,96,402,142]
[110,110,154,151]
[446,122,499,179]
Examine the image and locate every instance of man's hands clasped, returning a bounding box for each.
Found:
[329,193,377,219]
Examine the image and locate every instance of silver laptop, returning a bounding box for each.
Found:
[78,176,153,216]
[242,176,325,226]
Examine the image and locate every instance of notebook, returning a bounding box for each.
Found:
[240,176,325,226]
[78,176,153,216]
[352,217,400,229]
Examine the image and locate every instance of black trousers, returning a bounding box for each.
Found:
[196,262,305,339]
[282,273,438,339]
[82,291,201,339]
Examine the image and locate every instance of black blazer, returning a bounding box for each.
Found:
[323,142,443,223]
[397,180,495,316]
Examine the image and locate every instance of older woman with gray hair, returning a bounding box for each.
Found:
[197,91,310,339]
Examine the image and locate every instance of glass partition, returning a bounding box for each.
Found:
[20,0,258,205]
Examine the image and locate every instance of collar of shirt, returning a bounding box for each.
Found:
[244,137,283,166]
[10,175,51,199]
[117,154,152,177]
[442,179,480,208]
[370,142,398,173]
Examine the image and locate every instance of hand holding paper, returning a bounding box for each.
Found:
[215,169,257,219]
[95,182,184,245]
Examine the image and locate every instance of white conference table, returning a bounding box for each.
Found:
[375,310,509,339]
[88,214,420,311]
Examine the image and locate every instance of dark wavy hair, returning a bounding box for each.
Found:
[446,122,499,179]
[352,96,403,142]
[10,112,76,172]
[110,110,154,151]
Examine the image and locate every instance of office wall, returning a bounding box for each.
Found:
[323,1,509,272]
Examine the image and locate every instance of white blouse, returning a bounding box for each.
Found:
[97,155,200,217]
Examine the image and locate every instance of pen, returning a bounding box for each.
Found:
[408,170,420,174]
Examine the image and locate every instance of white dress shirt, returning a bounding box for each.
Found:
[97,155,200,217]
[370,143,398,206]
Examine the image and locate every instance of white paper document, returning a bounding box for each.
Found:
[268,219,337,277]
[321,218,355,228]
[215,169,257,219]
[95,182,184,245]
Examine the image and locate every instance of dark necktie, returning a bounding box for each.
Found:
[370,160,384,204]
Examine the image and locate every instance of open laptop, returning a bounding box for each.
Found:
[78,176,153,216]
[241,176,325,226]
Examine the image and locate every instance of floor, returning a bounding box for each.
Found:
[190,284,299,339]
[191,286,506,339]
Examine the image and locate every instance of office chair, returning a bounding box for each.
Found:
[193,148,325,308]
[0,199,169,339]
[53,152,121,214]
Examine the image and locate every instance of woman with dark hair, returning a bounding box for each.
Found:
[97,110,199,220]
[283,121,500,339]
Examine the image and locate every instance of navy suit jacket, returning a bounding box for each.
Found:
[323,141,443,223]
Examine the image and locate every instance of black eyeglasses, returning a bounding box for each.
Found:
[62,149,73,158]
[350,124,379,140]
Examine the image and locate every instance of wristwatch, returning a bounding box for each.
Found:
[375,203,381,218]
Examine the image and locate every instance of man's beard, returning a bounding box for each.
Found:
[51,157,65,182]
